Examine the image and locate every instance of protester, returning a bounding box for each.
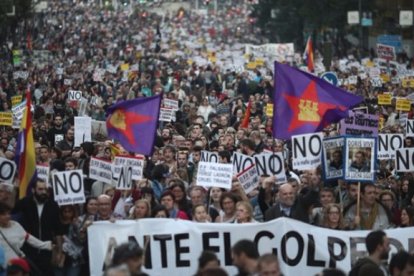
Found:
[231,239,259,276]
[257,254,280,276]
[389,250,414,276]
[111,242,148,276]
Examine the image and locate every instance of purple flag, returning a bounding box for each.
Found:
[106,95,161,155]
[273,62,363,139]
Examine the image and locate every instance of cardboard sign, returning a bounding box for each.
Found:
[52,170,85,206]
[377,43,396,60]
[116,165,133,190]
[292,133,323,170]
[12,101,26,121]
[396,98,411,112]
[0,157,16,184]
[402,79,414,88]
[396,148,414,172]
[0,112,13,126]
[339,111,378,137]
[36,165,50,186]
[196,162,233,189]
[89,157,112,184]
[377,94,392,105]
[322,137,345,180]
[68,90,82,101]
[378,134,404,160]
[201,151,219,163]
[406,120,414,137]
[112,156,144,181]
[237,164,259,194]
[74,117,92,147]
[11,95,22,107]
[344,137,376,182]
[265,103,274,117]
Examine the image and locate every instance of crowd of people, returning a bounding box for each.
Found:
[0,0,414,275]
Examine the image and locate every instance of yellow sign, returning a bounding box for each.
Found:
[380,74,390,83]
[0,112,13,126]
[11,95,22,107]
[266,103,274,117]
[402,79,414,88]
[378,93,392,105]
[246,62,257,70]
[396,98,411,112]
[120,64,130,71]
[255,59,265,66]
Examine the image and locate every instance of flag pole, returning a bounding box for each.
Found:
[356,181,361,219]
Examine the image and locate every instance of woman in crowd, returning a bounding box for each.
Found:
[235,201,256,224]
[170,182,192,218]
[400,206,414,227]
[129,199,152,220]
[215,192,239,223]
[0,202,52,263]
[192,204,210,223]
[160,191,189,220]
[321,203,346,230]
[210,187,224,214]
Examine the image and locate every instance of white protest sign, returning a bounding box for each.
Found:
[237,164,259,194]
[159,108,175,122]
[406,119,414,137]
[116,165,133,190]
[89,157,112,184]
[12,101,27,121]
[201,151,219,163]
[395,148,414,172]
[196,162,232,189]
[36,165,50,186]
[74,117,92,147]
[344,137,376,182]
[64,79,73,86]
[378,134,404,160]
[13,71,29,80]
[292,133,323,170]
[0,157,16,184]
[112,156,144,181]
[322,137,345,180]
[163,99,179,111]
[370,77,383,87]
[88,218,414,276]
[52,170,85,206]
[68,90,82,101]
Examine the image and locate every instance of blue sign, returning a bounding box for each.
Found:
[377,35,402,53]
[321,72,338,86]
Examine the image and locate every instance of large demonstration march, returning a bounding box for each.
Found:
[0,0,414,275]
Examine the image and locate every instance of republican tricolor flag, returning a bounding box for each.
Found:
[16,88,37,199]
[303,36,314,73]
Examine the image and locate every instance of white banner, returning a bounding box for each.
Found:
[89,157,112,184]
[292,133,323,170]
[406,119,414,137]
[112,156,144,181]
[196,162,233,189]
[74,116,92,147]
[52,170,85,206]
[88,218,414,276]
[0,157,16,184]
[245,43,294,62]
[395,148,414,172]
[236,164,259,194]
[378,134,404,160]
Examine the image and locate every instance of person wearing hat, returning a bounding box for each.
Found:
[6,258,30,276]
[111,242,148,276]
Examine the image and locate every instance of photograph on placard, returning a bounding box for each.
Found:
[344,137,376,182]
[322,137,345,180]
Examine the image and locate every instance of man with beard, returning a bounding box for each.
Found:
[47,114,66,147]
[56,127,74,158]
[350,230,390,276]
[12,179,61,276]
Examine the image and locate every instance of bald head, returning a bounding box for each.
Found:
[278,183,295,207]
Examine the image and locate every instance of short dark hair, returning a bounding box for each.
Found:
[389,250,414,274]
[366,230,386,254]
[160,190,175,201]
[219,192,239,210]
[232,239,259,259]
[151,204,170,218]
[218,150,231,163]
[64,157,78,167]
[112,242,144,266]
[239,139,255,151]
[198,251,219,270]
[361,182,375,195]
